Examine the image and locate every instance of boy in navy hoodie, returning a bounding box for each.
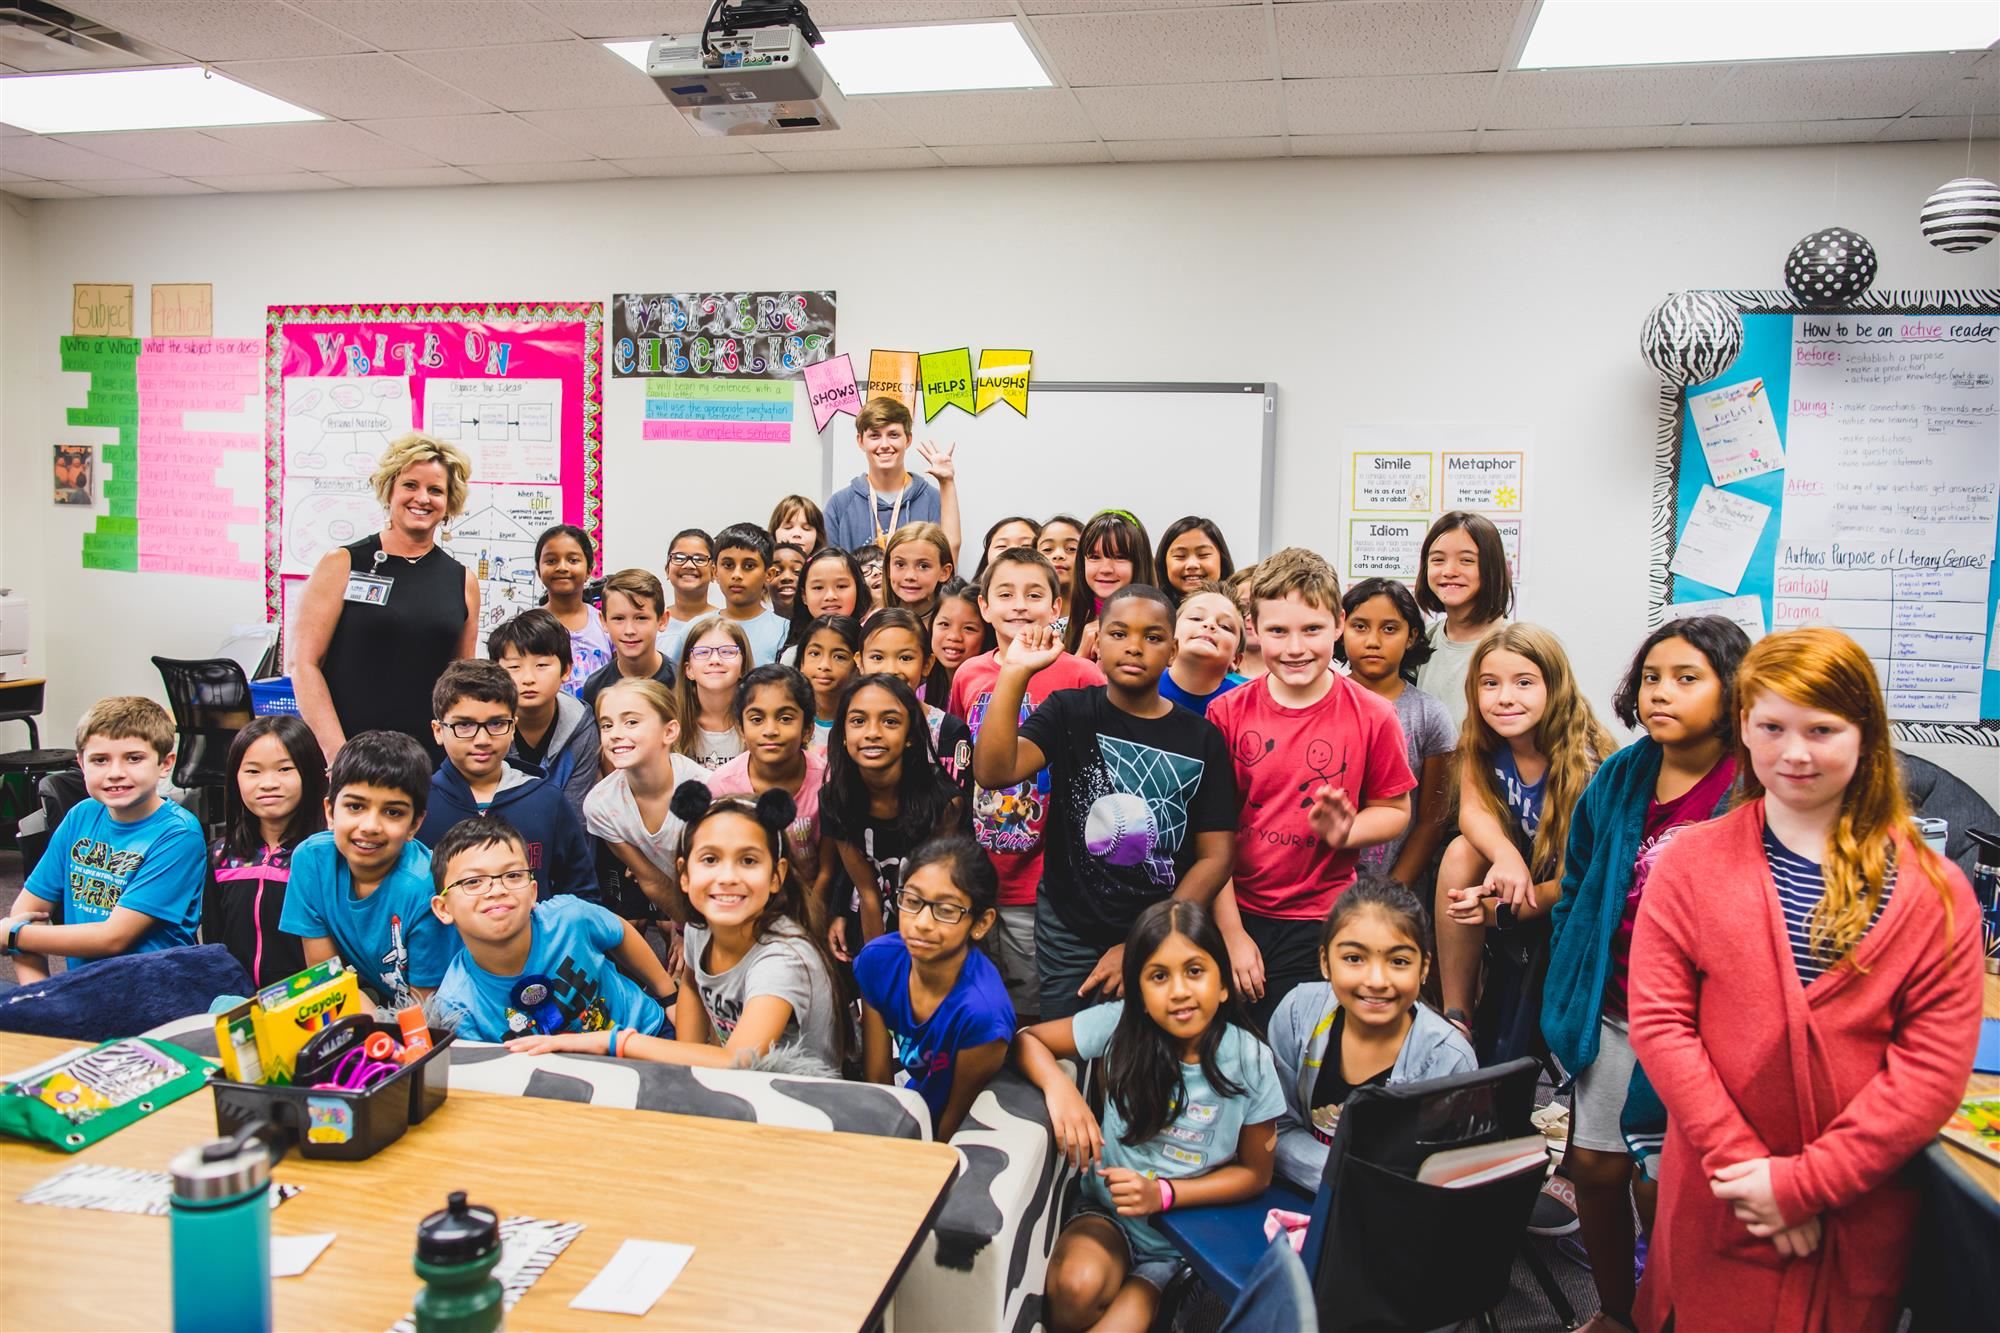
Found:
[822,396,963,561]
[416,660,594,900]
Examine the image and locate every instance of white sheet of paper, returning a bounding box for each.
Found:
[568,1239,695,1316]
[272,1233,336,1278]
[1689,378,1784,486]
[1670,486,1771,596]
[1666,594,1767,642]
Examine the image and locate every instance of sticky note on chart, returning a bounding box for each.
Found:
[1670,485,1770,596]
[1667,594,1767,642]
[1690,378,1784,486]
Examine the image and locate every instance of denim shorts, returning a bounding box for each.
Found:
[1068,1202,1183,1291]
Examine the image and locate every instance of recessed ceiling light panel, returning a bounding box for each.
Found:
[0,66,321,134]
[1519,0,2000,69]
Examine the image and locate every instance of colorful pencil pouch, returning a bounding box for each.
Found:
[0,1038,213,1152]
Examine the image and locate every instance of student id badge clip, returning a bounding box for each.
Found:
[343,551,396,606]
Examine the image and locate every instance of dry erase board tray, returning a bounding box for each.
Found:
[211,1028,454,1162]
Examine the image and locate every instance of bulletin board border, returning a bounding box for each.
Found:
[1649,287,2000,748]
[262,301,604,627]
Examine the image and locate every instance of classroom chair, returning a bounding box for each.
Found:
[1154,1058,1564,1332]
[150,656,253,829]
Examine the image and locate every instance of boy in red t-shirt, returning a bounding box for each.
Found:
[1207,548,1416,1024]
[948,547,1103,1020]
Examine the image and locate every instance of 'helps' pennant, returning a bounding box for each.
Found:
[918,348,974,422]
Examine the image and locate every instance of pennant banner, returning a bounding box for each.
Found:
[803,353,862,432]
[865,349,919,410]
[975,348,1032,417]
[918,347,974,422]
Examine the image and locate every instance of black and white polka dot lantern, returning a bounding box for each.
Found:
[1640,291,1744,386]
[1783,227,1878,308]
[1920,177,2000,253]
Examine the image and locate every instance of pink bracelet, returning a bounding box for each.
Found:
[1157,1178,1175,1212]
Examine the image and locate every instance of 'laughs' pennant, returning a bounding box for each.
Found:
[866,350,919,410]
[803,353,861,431]
[975,349,1032,416]
[918,347,974,422]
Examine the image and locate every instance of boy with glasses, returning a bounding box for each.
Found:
[429,814,673,1043]
[417,660,595,901]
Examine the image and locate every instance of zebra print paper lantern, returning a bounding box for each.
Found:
[1640,291,1744,386]
[1920,177,2000,253]
[1783,227,1878,308]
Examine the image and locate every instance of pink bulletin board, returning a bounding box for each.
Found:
[264,303,602,639]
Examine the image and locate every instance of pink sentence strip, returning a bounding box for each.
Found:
[640,420,791,442]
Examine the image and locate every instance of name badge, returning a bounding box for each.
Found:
[343,573,394,606]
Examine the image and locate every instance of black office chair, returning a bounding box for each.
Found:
[0,679,76,845]
[150,656,253,830]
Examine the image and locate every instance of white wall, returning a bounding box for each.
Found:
[2,141,1996,794]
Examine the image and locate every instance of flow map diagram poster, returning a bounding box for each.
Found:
[266,303,602,637]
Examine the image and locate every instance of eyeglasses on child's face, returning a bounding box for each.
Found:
[668,552,711,567]
[441,717,517,739]
[445,868,535,897]
[895,889,969,924]
[690,645,743,662]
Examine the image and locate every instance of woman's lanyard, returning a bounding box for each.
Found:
[869,483,906,549]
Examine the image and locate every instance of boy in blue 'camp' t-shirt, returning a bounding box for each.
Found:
[4,698,205,979]
[279,730,457,1008]
[856,837,1015,1140]
[429,814,673,1044]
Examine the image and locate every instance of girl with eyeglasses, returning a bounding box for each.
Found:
[674,616,753,770]
[856,836,1016,1140]
[658,528,719,663]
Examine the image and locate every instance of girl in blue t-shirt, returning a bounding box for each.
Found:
[1014,900,1284,1333]
[1434,625,1613,1035]
[856,836,1015,1140]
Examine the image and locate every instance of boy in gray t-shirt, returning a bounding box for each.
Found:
[683,916,842,1076]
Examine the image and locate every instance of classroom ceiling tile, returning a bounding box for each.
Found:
[82,176,221,194]
[1076,81,1280,140]
[217,54,497,119]
[748,99,923,151]
[931,141,1114,165]
[609,152,784,175]
[1022,0,1258,12]
[1106,136,1283,161]
[400,41,663,111]
[1,179,97,197]
[1290,130,1474,156]
[187,172,347,192]
[518,105,755,158]
[49,130,297,177]
[204,122,445,171]
[326,165,486,187]
[769,146,943,172]
[525,1,712,40]
[1875,114,2000,141]
[1908,53,1997,117]
[1284,73,1491,135]
[355,114,592,164]
[62,0,369,60]
[874,89,1095,146]
[465,158,632,181]
[807,1,1014,22]
[1703,54,1982,124]
[1478,125,1677,153]
[0,135,164,179]
[1672,119,1895,147]
[1275,2,1523,79]
[1488,67,1724,129]
[1031,7,1272,87]
[290,1,575,50]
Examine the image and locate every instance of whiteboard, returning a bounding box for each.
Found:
[600,376,821,572]
[821,381,1278,566]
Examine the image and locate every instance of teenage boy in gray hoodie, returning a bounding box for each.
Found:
[822,395,962,562]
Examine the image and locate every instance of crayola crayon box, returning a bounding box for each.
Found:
[213,956,362,1086]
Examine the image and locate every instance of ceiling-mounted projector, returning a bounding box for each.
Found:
[647,0,844,137]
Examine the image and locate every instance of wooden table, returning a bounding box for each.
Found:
[0,1034,959,1331]
[1935,971,2000,1202]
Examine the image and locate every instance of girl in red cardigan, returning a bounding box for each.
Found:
[1627,627,1981,1333]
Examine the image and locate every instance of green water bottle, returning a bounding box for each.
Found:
[413,1191,504,1333]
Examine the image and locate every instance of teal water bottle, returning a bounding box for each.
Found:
[169,1126,273,1333]
[413,1191,505,1333]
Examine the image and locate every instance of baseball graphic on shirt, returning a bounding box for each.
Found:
[1086,792,1157,866]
